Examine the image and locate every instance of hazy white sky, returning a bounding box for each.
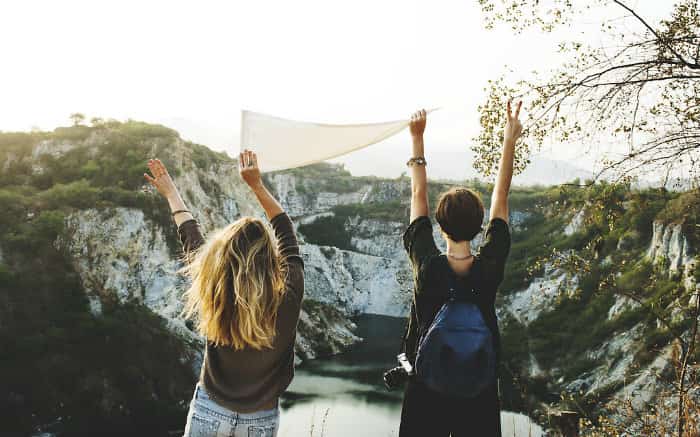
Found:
[0,1,674,180]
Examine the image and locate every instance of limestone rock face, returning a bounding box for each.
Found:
[509,210,533,231]
[647,220,697,290]
[302,244,412,317]
[613,345,675,416]
[295,301,361,361]
[564,209,585,236]
[607,295,641,320]
[500,267,574,326]
[346,217,405,259]
[266,173,309,218]
[363,180,409,204]
[32,138,78,160]
[267,173,377,218]
[59,207,375,363]
[584,324,645,395]
[521,209,698,432]
[59,206,205,374]
[55,156,415,364]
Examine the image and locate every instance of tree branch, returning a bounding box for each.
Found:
[613,0,699,69]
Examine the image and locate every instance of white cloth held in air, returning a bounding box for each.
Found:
[240,110,434,172]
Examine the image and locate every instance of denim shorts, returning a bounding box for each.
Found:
[183,384,280,437]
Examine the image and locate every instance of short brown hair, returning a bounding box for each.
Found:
[435,187,485,242]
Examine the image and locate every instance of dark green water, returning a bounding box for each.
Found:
[279,314,542,437]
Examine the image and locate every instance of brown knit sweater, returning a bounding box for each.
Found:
[177,212,304,413]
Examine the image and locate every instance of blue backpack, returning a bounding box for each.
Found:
[414,272,496,398]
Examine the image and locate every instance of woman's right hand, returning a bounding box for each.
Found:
[144,158,179,200]
[239,149,263,189]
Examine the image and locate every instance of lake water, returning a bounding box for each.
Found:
[279,314,543,437]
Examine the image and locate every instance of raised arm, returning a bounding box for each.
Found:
[239,149,284,220]
[240,149,304,277]
[144,159,194,227]
[145,159,204,254]
[409,109,428,223]
[490,101,523,223]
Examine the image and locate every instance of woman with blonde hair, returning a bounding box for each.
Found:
[144,150,304,437]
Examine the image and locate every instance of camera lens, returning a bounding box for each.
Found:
[383,366,408,390]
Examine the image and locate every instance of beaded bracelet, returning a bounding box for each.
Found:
[171,209,191,216]
[406,157,427,167]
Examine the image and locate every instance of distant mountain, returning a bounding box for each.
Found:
[513,156,594,186]
[634,177,697,192]
[332,144,594,186]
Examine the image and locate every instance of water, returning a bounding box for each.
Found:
[279,314,543,437]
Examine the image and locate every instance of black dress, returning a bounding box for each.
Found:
[399,216,511,437]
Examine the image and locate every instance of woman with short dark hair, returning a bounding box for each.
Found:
[399,103,522,437]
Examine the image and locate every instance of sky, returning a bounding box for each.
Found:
[0,1,675,182]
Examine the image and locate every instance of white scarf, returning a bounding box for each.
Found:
[240,110,423,172]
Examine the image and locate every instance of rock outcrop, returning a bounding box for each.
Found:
[59,207,375,363]
[647,220,698,290]
[295,300,361,361]
[495,198,699,433]
[564,209,585,236]
[267,173,376,218]
[302,244,412,317]
[53,150,416,363]
[500,267,573,326]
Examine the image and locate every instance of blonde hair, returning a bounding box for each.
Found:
[181,217,286,350]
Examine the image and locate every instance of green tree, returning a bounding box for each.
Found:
[477,3,700,434]
[69,113,86,126]
[475,1,700,185]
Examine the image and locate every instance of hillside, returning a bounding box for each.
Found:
[0,123,361,434]
[274,157,700,433]
[0,121,698,435]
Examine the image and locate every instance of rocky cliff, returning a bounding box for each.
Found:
[0,124,382,431]
[496,195,699,433]
[648,220,698,290]
[49,137,700,428]
[1,122,698,434]
[15,129,429,364]
[48,145,376,365]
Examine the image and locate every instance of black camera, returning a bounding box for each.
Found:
[383,353,414,390]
